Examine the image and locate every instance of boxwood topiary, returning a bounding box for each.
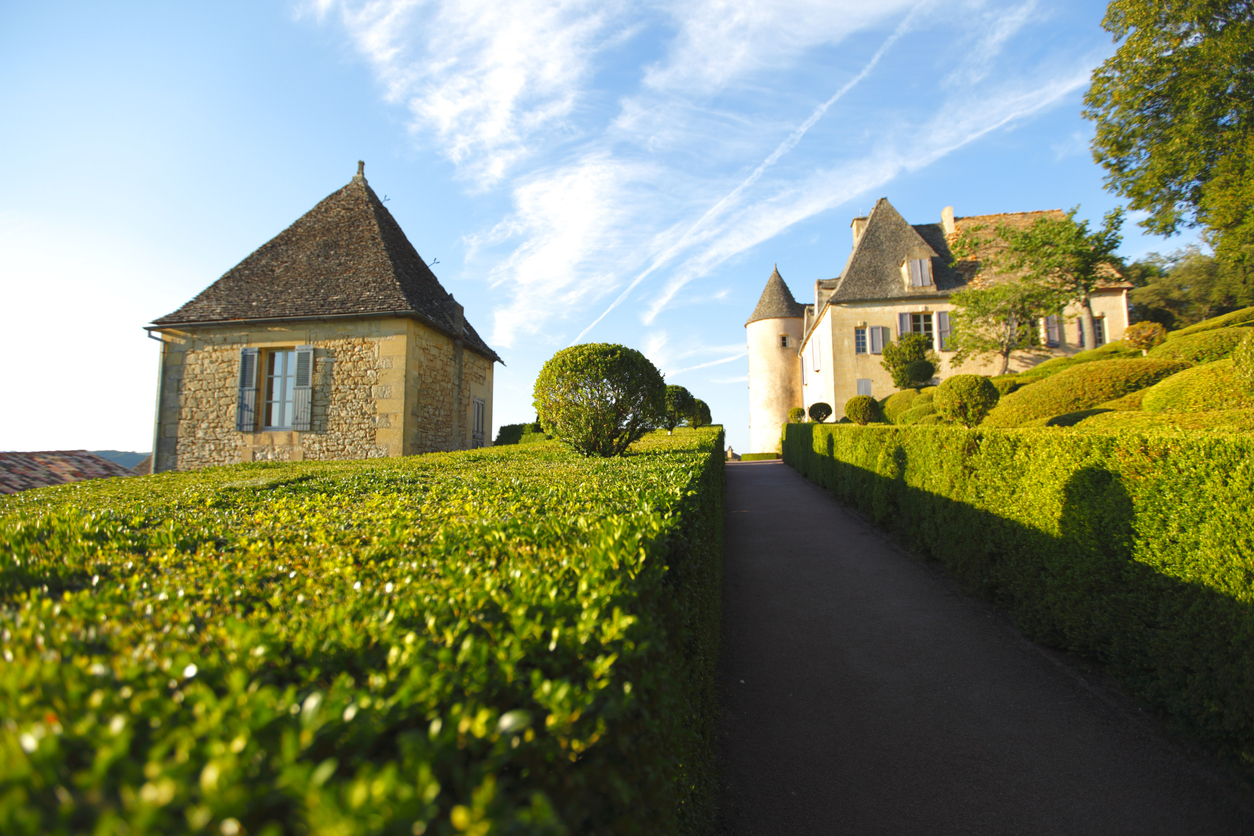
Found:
[982,358,1190,427]
[1147,327,1254,365]
[1076,407,1254,431]
[534,343,666,456]
[989,375,1023,397]
[1140,359,1254,413]
[808,402,834,423]
[1019,356,1076,379]
[1070,341,1141,363]
[1236,331,1254,388]
[934,374,1000,427]
[1097,389,1146,411]
[788,406,806,423]
[844,395,886,425]
[897,401,938,425]
[881,390,921,424]
[1124,322,1168,354]
[1165,306,1254,339]
[914,413,952,425]
[915,388,936,405]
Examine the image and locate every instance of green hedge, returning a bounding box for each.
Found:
[783,423,1254,773]
[982,358,1189,427]
[1076,408,1254,431]
[1167,306,1254,339]
[1141,359,1254,413]
[881,390,921,424]
[738,452,780,461]
[1147,327,1254,365]
[0,430,725,835]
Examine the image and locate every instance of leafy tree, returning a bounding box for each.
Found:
[663,385,695,431]
[947,279,1060,375]
[1123,321,1168,354]
[934,375,999,428]
[807,402,833,423]
[692,399,712,428]
[880,333,941,388]
[1128,246,1254,328]
[533,343,665,457]
[1084,0,1254,261]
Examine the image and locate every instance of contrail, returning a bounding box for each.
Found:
[569,4,924,345]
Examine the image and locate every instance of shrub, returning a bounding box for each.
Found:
[982,359,1190,427]
[0,430,726,835]
[1097,390,1145,411]
[1019,356,1076,379]
[881,333,941,389]
[914,413,952,425]
[1123,322,1168,354]
[1022,408,1113,427]
[692,399,712,428]
[1070,341,1141,362]
[1147,326,1254,365]
[664,385,696,431]
[881,390,921,424]
[808,402,833,423]
[934,374,1000,427]
[494,423,530,445]
[844,396,886,425]
[740,452,781,461]
[788,407,806,423]
[1236,332,1254,388]
[782,423,1254,775]
[1076,408,1254,431]
[1166,306,1254,339]
[989,375,1023,397]
[915,388,936,405]
[1141,359,1254,413]
[534,344,666,456]
[897,402,937,425]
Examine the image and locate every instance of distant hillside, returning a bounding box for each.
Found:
[91,450,149,469]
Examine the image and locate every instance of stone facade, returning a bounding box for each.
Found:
[153,317,493,472]
[747,317,804,454]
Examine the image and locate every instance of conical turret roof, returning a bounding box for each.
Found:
[151,163,500,363]
[745,265,805,326]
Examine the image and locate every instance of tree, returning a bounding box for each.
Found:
[1123,321,1168,354]
[533,343,665,457]
[807,402,833,423]
[663,385,695,431]
[946,280,1060,375]
[1128,246,1254,328]
[1084,1,1254,261]
[950,209,1124,363]
[692,399,712,428]
[880,333,940,388]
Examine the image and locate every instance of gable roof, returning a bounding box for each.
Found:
[0,451,133,495]
[151,165,500,363]
[746,266,806,325]
[825,198,961,304]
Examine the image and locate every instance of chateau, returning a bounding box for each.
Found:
[147,163,500,473]
[746,198,1131,453]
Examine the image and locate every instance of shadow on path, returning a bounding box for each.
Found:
[715,460,1254,836]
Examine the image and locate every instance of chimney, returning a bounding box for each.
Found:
[941,206,955,236]
[851,216,868,246]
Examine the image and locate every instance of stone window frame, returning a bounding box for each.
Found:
[262,347,298,430]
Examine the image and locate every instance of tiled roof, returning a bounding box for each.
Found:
[746,266,806,325]
[826,199,957,303]
[0,451,134,495]
[151,165,501,363]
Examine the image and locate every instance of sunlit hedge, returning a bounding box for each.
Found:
[783,423,1254,773]
[0,429,725,836]
[982,358,1189,427]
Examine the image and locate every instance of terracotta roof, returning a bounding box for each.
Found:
[746,266,806,325]
[950,209,1129,288]
[0,451,134,495]
[151,164,501,364]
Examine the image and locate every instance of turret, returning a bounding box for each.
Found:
[746,266,805,454]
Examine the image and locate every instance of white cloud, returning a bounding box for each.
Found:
[943,0,1043,88]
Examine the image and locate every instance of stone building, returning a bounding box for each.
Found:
[746,198,1131,452]
[147,163,501,473]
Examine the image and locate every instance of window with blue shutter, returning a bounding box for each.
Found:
[236,348,259,432]
[292,345,314,432]
[937,311,952,351]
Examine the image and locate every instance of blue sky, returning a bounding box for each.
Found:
[0,1,1199,455]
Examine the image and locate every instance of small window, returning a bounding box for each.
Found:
[1078,318,1107,348]
[908,259,933,287]
[780,335,790,348]
[472,397,486,448]
[812,332,822,372]
[855,327,867,354]
[264,349,296,429]
[910,313,934,338]
[857,379,873,397]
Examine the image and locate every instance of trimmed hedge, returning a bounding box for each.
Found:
[1141,358,1254,413]
[1167,306,1254,339]
[897,402,937,425]
[1076,408,1254,432]
[739,453,780,461]
[881,390,921,424]
[988,375,1024,397]
[1069,341,1140,362]
[982,359,1190,427]
[783,423,1254,773]
[1018,356,1076,379]
[1097,390,1146,411]
[1147,327,1254,365]
[0,430,725,835]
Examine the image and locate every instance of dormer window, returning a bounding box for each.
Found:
[905,258,933,288]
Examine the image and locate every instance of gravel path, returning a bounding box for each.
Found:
[715,459,1254,835]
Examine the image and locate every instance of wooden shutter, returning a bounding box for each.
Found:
[870,326,884,354]
[899,313,910,338]
[937,311,951,350]
[236,348,259,432]
[292,345,314,432]
[1046,315,1060,346]
[813,331,821,372]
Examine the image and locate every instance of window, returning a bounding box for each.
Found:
[910,313,934,339]
[780,335,790,348]
[1044,315,1061,347]
[855,327,867,354]
[1078,318,1107,348]
[857,379,873,397]
[937,311,952,351]
[812,331,822,372]
[472,397,486,448]
[265,349,296,429]
[907,258,933,287]
[869,326,887,354]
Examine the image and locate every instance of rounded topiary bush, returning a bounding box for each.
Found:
[1147,327,1254,365]
[897,401,937,425]
[808,402,833,423]
[533,343,665,457]
[915,388,936,405]
[1140,359,1254,413]
[981,358,1191,427]
[904,359,935,385]
[881,390,920,424]
[844,395,886,425]
[934,374,999,427]
[1124,322,1168,354]
[787,406,806,423]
